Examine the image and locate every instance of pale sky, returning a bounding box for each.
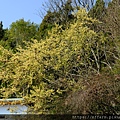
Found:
[0,0,47,29]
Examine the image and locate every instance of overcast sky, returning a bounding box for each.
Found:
[0,0,47,29]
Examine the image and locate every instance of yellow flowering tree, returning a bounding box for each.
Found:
[0,8,108,113]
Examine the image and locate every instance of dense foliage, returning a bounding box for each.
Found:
[0,19,38,51]
[0,0,120,115]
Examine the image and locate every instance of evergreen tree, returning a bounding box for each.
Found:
[0,21,4,40]
[37,11,56,39]
[38,0,74,39]
[88,0,106,20]
[3,19,39,51]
